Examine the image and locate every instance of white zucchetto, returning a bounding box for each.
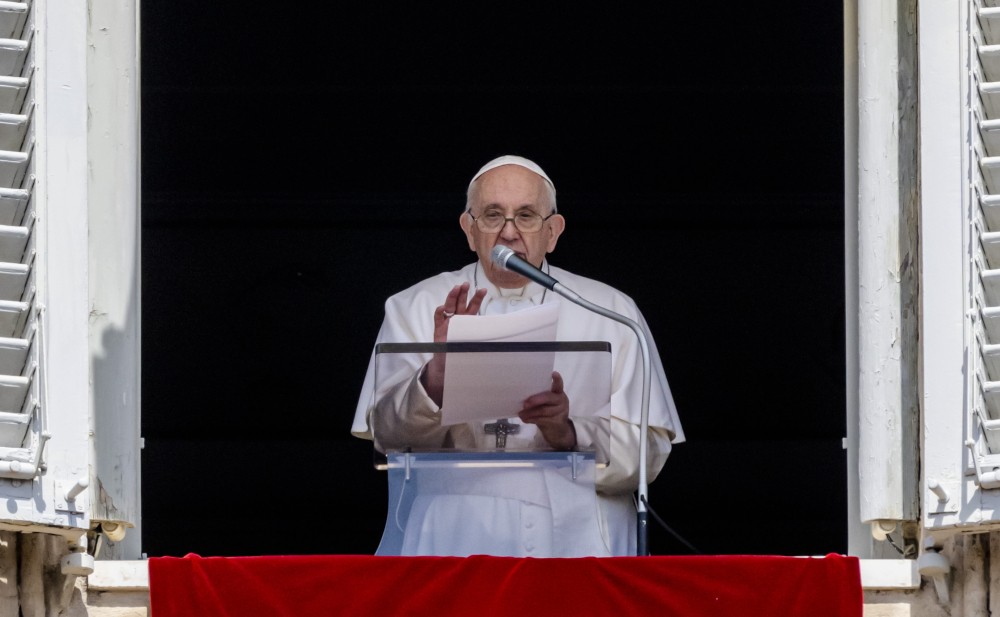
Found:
[468,155,556,212]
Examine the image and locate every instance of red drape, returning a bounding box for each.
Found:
[149,553,861,617]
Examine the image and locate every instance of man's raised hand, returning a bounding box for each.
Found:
[423,283,487,406]
[433,282,487,342]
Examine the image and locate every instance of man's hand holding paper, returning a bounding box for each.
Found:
[519,370,575,449]
[437,300,575,449]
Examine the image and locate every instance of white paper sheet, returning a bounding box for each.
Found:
[440,303,559,426]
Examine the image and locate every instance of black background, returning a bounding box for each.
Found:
[141,1,846,557]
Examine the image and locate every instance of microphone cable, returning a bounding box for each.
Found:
[639,495,702,555]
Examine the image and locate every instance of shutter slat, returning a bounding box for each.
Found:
[0,37,29,78]
[980,7,1000,46]
[0,4,28,42]
[981,306,1000,342]
[0,374,28,414]
[981,343,1000,380]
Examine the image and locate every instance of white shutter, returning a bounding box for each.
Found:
[0,0,100,545]
[0,0,45,487]
[0,0,143,553]
[970,5,1000,492]
[0,0,142,554]
[0,0,68,524]
[920,0,1000,533]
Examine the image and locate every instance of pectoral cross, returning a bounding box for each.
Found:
[484,419,520,449]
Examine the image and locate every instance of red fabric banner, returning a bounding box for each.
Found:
[149,553,861,617]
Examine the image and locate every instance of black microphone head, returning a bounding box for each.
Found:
[490,245,515,270]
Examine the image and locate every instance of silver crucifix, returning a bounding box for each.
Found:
[484,418,520,449]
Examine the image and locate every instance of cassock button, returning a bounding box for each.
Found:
[525,544,534,552]
[525,521,534,529]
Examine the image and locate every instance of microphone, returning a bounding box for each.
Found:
[488,243,656,556]
[490,246,559,289]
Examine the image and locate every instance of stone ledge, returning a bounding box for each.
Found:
[88,560,149,591]
[859,559,920,590]
[87,557,920,592]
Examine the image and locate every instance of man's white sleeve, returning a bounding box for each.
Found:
[369,366,450,452]
[595,418,672,495]
[565,416,671,494]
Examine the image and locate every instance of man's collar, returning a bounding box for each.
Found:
[474,259,550,305]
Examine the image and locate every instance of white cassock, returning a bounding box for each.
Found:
[352,261,684,557]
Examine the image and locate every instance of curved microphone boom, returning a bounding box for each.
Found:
[489,246,559,289]
[489,245,654,556]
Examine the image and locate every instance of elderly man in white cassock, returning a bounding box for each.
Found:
[353,155,683,557]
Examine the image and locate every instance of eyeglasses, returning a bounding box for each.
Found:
[467,209,556,233]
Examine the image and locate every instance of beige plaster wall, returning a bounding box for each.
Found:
[63,581,149,617]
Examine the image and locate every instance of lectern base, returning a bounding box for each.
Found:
[376,450,604,557]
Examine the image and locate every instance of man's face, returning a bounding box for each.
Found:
[460,165,566,288]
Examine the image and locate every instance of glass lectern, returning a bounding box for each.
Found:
[370,342,612,557]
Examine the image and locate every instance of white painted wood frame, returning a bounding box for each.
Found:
[87,0,141,559]
[31,0,92,536]
[857,0,920,525]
